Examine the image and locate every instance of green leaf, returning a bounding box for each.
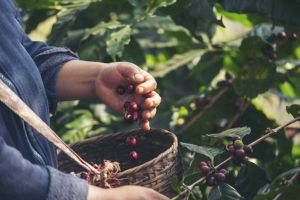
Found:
[236,162,268,199]
[152,49,204,77]
[128,0,176,14]
[180,142,224,162]
[254,167,300,200]
[208,183,244,200]
[206,127,251,139]
[216,0,300,27]
[239,36,270,60]
[234,58,276,98]
[286,104,300,118]
[106,25,132,60]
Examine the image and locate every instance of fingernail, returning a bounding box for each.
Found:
[134,74,144,82]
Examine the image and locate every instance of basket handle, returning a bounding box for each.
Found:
[0,79,99,175]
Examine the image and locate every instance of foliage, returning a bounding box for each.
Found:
[18,0,300,199]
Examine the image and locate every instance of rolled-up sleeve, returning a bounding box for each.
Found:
[22,35,79,114]
[0,136,88,200]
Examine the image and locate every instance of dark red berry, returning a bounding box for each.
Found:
[143,91,155,98]
[206,175,216,186]
[243,145,253,154]
[124,101,131,111]
[242,156,249,163]
[278,31,287,40]
[227,144,235,155]
[132,111,139,121]
[219,169,228,175]
[232,136,241,142]
[217,80,231,88]
[116,86,126,95]
[126,136,137,146]
[215,172,226,182]
[232,157,242,166]
[127,84,135,94]
[199,162,208,169]
[289,33,297,41]
[129,101,139,112]
[129,151,139,160]
[80,172,89,180]
[124,113,134,123]
[234,149,245,158]
[200,165,210,175]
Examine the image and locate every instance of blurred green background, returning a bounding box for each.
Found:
[16,0,300,199]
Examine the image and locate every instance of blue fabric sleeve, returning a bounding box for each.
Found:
[22,35,79,114]
[0,136,88,200]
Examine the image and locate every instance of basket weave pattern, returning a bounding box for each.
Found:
[58,128,181,197]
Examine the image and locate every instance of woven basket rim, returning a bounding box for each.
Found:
[67,128,178,177]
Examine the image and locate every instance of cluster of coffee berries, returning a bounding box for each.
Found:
[126,136,139,161]
[123,101,142,123]
[199,161,228,186]
[226,136,253,165]
[277,31,297,41]
[217,72,233,88]
[116,84,136,95]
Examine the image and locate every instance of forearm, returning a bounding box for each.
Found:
[56,60,105,101]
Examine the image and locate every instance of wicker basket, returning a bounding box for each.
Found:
[58,128,182,197]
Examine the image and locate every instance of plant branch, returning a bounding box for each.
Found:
[175,116,300,198]
[226,102,250,129]
[178,87,229,135]
[273,172,299,200]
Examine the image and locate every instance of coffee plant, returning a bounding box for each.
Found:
[18,0,300,199]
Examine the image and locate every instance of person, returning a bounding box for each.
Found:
[0,1,168,200]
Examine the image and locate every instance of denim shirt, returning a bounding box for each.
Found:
[0,1,88,200]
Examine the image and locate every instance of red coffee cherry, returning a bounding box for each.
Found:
[127,84,135,94]
[278,31,287,40]
[215,172,226,182]
[232,136,241,142]
[227,144,236,155]
[129,151,139,160]
[243,145,253,154]
[129,101,139,112]
[132,111,139,121]
[200,165,210,175]
[206,175,216,186]
[234,149,245,158]
[126,136,137,146]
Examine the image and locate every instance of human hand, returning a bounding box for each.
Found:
[87,185,170,200]
[95,62,161,131]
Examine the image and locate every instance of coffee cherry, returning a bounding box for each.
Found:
[129,151,139,160]
[206,175,216,186]
[234,149,245,158]
[199,162,208,168]
[232,136,241,142]
[232,157,242,166]
[129,101,139,112]
[124,113,134,123]
[289,33,298,41]
[217,80,232,88]
[127,84,135,94]
[200,165,210,175]
[80,172,89,180]
[242,156,249,163]
[116,86,126,95]
[219,169,228,175]
[126,136,137,146]
[243,145,253,154]
[132,111,139,121]
[278,31,287,40]
[233,140,244,149]
[227,144,235,155]
[215,172,226,182]
[124,101,131,111]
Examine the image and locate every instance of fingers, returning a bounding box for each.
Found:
[115,62,145,84]
[140,120,150,131]
[136,72,157,94]
[141,108,157,120]
[142,91,161,109]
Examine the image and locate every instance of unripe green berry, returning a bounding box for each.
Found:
[233,140,244,149]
